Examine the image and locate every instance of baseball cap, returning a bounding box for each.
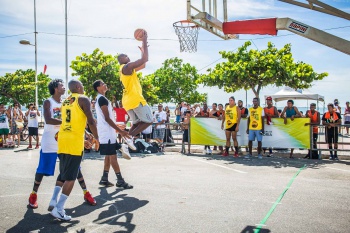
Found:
[266,96,272,101]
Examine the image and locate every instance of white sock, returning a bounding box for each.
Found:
[51,186,62,202]
[56,193,68,212]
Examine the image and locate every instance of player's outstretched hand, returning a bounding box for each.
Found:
[119,130,131,139]
[84,140,92,149]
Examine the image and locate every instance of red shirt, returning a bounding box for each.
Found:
[114,107,128,122]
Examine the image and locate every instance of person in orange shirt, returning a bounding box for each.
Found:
[305,103,320,159]
[263,96,278,157]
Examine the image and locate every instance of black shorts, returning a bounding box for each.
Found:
[183,129,189,143]
[99,140,121,155]
[225,124,237,132]
[345,121,350,125]
[142,133,152,140]
[326,128,338,143]
[58,153,82,181]
[28,127,38,136]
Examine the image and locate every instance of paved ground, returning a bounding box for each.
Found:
[0,145,350,233]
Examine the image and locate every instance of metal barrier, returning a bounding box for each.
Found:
[309,124,350,158]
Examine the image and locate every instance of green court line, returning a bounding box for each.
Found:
[254,165,306,233]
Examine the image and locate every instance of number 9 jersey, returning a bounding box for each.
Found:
[57,93,87,156]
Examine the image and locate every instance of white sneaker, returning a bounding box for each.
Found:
[47,199,57,211]
[119,144,131,160]
[244,154,252,159]
[208,149,212,154]
[51,207,71,221]
[258,154,263,159]
[124,137,136,150]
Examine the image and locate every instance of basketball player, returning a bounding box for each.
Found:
[50,80,98,221]
[117,30,152,149]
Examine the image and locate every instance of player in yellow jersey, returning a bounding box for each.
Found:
[50,80,98,221]
[221,96,241,157]
[245,98,265,159]
[117,30,152,150]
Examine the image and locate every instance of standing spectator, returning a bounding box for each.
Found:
[164,106,171,123]
[280,100,301,158]
[9,102,24,147]
[181,110,191,154]
[245,98,265,159]
[114,100,129,144]
[305,103,320,159]
[199,103,211,154]
[217,104,225,119]
[153,104,167,150]
[180,102,187,122]
[344,101,350,136]
[0,103,10,147]
[221,96,241,157]
[322,103,342,161]
[175,103,181,129]
[25,103,40,149]
[334,99,342,135]
[238,100,248,118]
[263,96,279,157]
[213,103,225,153]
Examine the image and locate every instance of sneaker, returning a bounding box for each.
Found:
[51,207,71,221]
[234,151,239,158]
[119,144,131,160]
[116,181,133,189]
[222,151,229,157]
[244,154,252,159]
[203,149,207,155]
[35,145,39,149]
[28,193,38,209]
[99,178,114,187]
[48,199,57,211]
[208,149,212,154]
[329,156,334,160]
[27,145,32,149]
[267,154,272,157]
[84,191,97,206]
[334,156,339,161]
[124,137,136,150]
[258,154,263,159]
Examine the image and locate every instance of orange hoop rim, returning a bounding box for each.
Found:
[173,20,199,28]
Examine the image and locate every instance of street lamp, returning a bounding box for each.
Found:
[19,0,38,108]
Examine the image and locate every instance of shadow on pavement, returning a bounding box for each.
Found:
[241,225,271,233]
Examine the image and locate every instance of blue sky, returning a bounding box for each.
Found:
[1,0,349,109]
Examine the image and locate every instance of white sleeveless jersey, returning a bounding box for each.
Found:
[95,94,117,144]
[41,97,62,153]
[27,110,39,127]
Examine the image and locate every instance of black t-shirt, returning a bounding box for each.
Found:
[322,112,341,130]
[98,96,109,108]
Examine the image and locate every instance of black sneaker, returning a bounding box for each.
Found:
[334,156,339,161]
[116,181,133,189]
[99,177,114,187]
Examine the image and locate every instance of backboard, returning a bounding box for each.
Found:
[187,0,238,39]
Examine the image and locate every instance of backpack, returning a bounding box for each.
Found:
[129,141,145,153]
[147,142,161,153]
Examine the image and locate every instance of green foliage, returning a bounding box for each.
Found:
[71,48,123,101]
[199,41,328,98]
[152,58,206,104]
[0,69,51,106]
[139,73,159,106]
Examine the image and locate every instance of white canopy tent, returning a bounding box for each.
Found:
[265,87,325,111]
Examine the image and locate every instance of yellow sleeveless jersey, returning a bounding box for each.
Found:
[248,106,263,130]
[119,64,147,111]
[224,105,238,129]
[57,93,87,156]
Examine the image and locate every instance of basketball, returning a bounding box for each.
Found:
[134,28,145,41]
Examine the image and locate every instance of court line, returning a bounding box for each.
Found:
[254,165,306,233]
[188,157,247,174]
[325,166,350,173]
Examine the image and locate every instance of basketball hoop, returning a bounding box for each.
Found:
[173,20,199,53]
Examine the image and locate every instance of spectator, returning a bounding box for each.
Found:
[181,110,191,154]
[263,96,279,157]
[114,100,129,144]
[322,103,342,161]
[0,103,10,147]
[245,98,265,159]
[238,100,248,118]
[299,111,305,117]
[180,102,187,122]
[334,99,342,135]
[25,103,40,149]
[217,104,225,120]
[9,102,24,147]
[344,101,350,136]
[280,100,301,158]
[175,103,181,129]
[221,96,241,157]
[305,103,320,159]
[164,106,171,124]
[153,104,167,150]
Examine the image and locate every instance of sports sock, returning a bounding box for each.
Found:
[334,147,338,156]
[116,172,124,182]
[56,193,68,212]
[225,147,229,153]
[78,179,87,193]
[329,145,333,155]
[102,170,109,180]
[51,186,62,202]
[235,146,239,152]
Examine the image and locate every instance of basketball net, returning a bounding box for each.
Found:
[173,20,199,53]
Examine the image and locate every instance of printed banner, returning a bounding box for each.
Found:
[190,118,311,148]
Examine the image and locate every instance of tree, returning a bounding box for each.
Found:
[0,69,51,106]
[71,48,158,104]
[199,41,328,98]
[152,58,206,104]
